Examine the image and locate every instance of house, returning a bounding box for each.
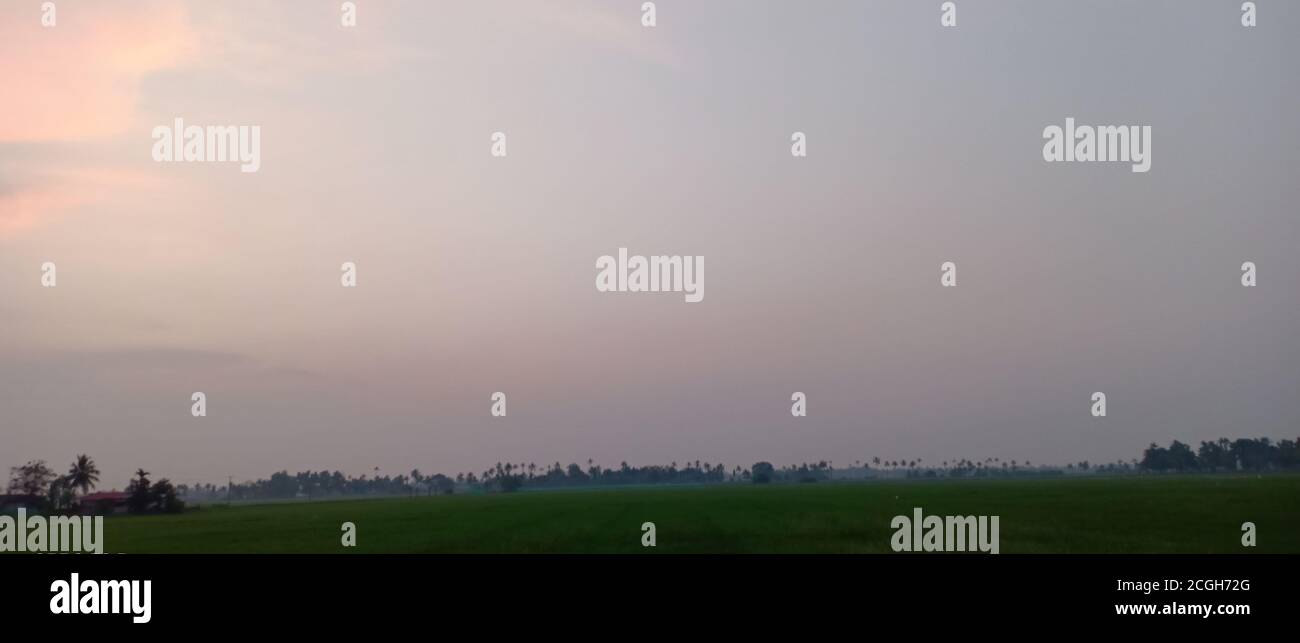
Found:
[79,491,130,515]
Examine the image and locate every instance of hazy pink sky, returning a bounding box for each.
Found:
[3,1,1299,488]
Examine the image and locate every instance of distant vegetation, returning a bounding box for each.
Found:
[3,455,182,515]
[178,435,1300,503]
[8,436,1297,508]
[1140,437,1299,472]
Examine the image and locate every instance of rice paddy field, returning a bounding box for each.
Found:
[98,474,1300,553]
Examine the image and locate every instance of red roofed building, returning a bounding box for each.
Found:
[79,491,130,515]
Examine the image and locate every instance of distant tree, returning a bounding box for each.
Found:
[126,469,152,513]
[1198,439,1232,471]
[1168,442,1197,470]
[7,460,57,496]
[266,471,297,497]
[566,463,588,482]
[751,462,775,484]
[1230,438,1275,471]
[150,478,185,513]
[67,454,100,496]
[428,474,455,495]
[47,476,78,514]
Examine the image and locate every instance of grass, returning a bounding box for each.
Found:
[101,474,1300,553]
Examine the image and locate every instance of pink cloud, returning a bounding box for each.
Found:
[0,1,196,142]
[0,2,194,236]
[0,166,163,236]
[0,185,81,237]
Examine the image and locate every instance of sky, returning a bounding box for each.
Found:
[2,0,1298,488]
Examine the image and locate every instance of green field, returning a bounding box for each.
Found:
[103,475,1300,553]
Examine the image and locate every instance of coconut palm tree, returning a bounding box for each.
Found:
[67,454,100,496]
[127,469,151,512]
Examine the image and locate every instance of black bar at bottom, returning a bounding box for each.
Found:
[2,554,1290,627]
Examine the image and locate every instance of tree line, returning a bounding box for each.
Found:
[192,460,737,501]
[181,435,1300,501]
[8,436,1298,509]
[1140,437,1299,472]
[4,455,183,515]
